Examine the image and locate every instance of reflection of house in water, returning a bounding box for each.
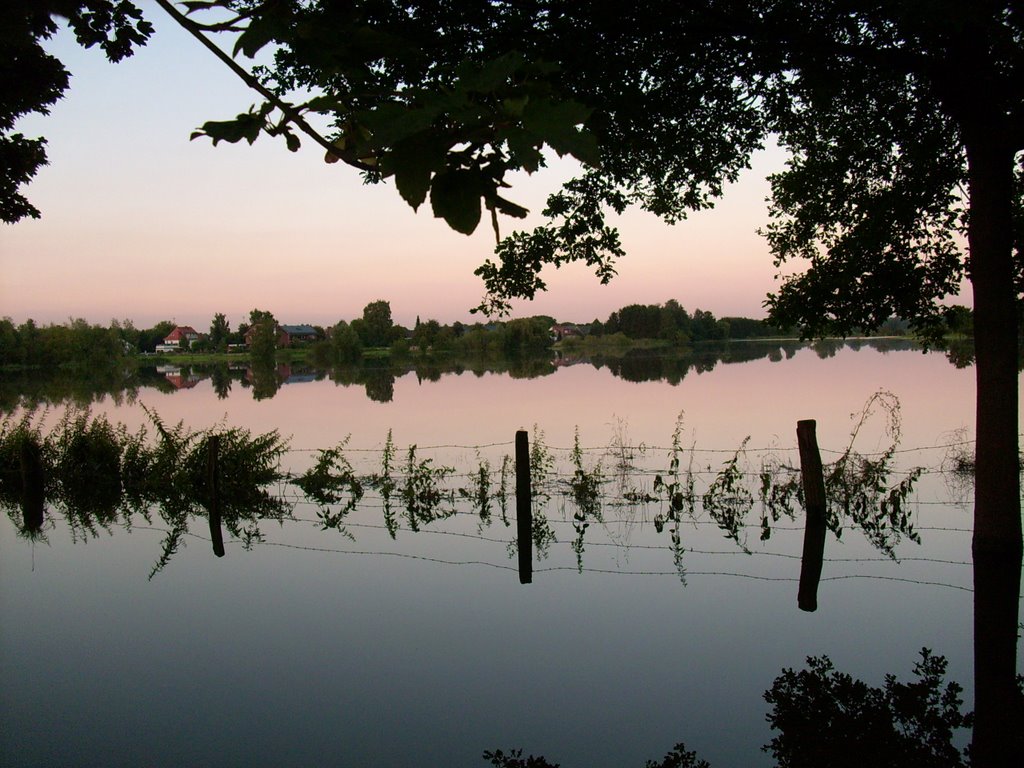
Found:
[552,351,587,368]
[159,367,203,389]
[243,363,321,387]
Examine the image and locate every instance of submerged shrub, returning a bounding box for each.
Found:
[52,410,124,524]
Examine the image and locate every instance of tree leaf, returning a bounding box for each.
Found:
[302,94,347,113]
[384,135,450,210]
[191,113,263,146]
[233,13,281,59]
[182,1,225,13]
[503,128,545,173]
[491,194,530,219]
[522,98,599,165]
[430,170,483,235]
[359,102,439,146]
[458,51,526,92]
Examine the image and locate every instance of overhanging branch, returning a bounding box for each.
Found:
[153,0,375,172]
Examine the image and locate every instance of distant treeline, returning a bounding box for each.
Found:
[0,318,136,369]
[0,299,977,369]
[591,300,789,342]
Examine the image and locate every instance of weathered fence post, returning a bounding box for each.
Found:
[796,419,826,611]
[515,429,533,584]
[207,434,225,558]
[19,437,45,532]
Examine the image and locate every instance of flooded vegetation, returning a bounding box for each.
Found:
[0,344,1002,766]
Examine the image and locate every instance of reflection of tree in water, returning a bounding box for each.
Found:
[210,364,232,399]
[248,361,282,400]
[328,361,398,402]
[363,366,395,403]
[0,339,962,409]
[0,365,164,411]
[811,338,843,358]
[490,354,554,379]
[483,649,976,767]
[605,352,667,383]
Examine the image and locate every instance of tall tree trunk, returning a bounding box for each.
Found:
[966,138,1023,767]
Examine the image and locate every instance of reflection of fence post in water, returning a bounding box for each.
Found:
[207,435,225,558]
[797,420,826,611]
[515,429,533,584]
[19,438,45,532]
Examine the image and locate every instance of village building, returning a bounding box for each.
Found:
[155,325,201,353]
[550,323,585,342]
[244,323,319,348]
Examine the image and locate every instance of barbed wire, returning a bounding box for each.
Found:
[284,438,978,457]
[123,525,978,595]
[283,516,972,565]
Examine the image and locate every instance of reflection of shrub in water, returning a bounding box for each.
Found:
[459,453,493,527]
[51,411,126,534]
[823,391,922,557]
[0,407,290,575]
[753,391,924,558]
[567,427,604,572]
[764,649,973,767]
[295,437,363,536]
[401,444,455,530]
[484,650,972,767]
[701,437,753,552]
[0,413,51,534]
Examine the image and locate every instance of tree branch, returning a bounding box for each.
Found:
[153,0,376,172]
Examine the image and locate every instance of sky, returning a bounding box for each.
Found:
[2,3,795,332]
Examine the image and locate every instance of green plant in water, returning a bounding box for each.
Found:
[497,453,511,526]
[701,437,754,551]
[752,391,925,558]
[141,409,290,578]
[823,391,923,557]
[567,427,604,572]
[401,444,455,531]
[507,510,556,561]
[196,427,290,531]
[568,426,604,519]
[51,409,126,536]
[529,424,554,507]
[653,413,695,532]
[606,415,645,503]
[757,451,802,542]
[0,411,52,535]
[369,429,398,538]
[294,436,364,534]
[458,452,492,527]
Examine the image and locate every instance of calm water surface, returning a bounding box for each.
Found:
[0,342,1009,767]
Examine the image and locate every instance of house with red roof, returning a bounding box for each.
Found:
[155,326,201,353]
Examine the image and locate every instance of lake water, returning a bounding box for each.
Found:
[0,340,1010,767]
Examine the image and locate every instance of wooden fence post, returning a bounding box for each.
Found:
[796,419,826,611]
[515,429,533,584]
[19,438,44,532]
[207,434,225,558]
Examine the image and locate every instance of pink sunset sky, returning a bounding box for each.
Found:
[3,5,799,332]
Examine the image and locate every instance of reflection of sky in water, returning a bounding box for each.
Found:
[36,343,979,455]
[0,345,1000,767]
